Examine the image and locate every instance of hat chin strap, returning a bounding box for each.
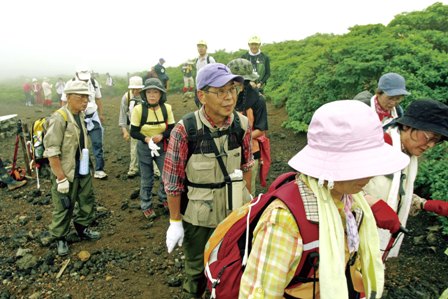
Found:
[146,102,159,108]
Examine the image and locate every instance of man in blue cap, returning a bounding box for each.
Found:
[154,58,170,91]
[163,63,253,299]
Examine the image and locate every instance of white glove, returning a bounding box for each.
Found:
[166,220,184,253]
[56,178,69,194]
[148,138,160,157]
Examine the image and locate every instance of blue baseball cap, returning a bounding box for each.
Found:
[378,73,410,96]
[196,63,244,90]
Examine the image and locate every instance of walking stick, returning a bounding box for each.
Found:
[382,225,410,262]
[18,121,32,176]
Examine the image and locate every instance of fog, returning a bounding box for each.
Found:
[0,0,445,81]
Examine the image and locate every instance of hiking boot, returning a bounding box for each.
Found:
[126,171,138,179]
[143,208,157,220]
[57,240,69,256]
[94,170,108,179]
[7,179,27,191]
[74,223,101,240]
[80,228,101,240]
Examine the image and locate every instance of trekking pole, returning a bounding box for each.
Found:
[382,225,410,262]
[18,121,32,176]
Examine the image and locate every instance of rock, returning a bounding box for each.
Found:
[29,291,41,299]
[16,247,32,257]
[413,235,426,245]
[96,206,108,212]
[120,201,129,210]
[426,232,438,245]
[129,189,140,200]
[167,276,182,287]
[78,251,91,262]
[16,254,38,271]
[427,225,441,232]
[38,231,53,247]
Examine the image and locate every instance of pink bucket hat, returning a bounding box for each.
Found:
[288,100,409,183]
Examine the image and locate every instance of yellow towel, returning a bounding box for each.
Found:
[301,175,384,299]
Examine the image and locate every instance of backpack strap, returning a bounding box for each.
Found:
[270,178,320,291]
[90,78,97,89]
[139,103,168,129]
[55,109,68,122]
[126,90,131,107]
[182,110,244,170]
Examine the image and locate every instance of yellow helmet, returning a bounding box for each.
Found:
[248,35,261,44]
[197,40,207,46]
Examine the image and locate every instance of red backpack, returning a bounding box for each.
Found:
[204,172,319,299]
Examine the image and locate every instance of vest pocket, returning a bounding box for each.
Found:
[185,187,217,226]
[189,160,215,183]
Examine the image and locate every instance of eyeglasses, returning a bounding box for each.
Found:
[70,94,89,101]
[203,86,237,99]
[421,131,441,145]
[386,96,404,103]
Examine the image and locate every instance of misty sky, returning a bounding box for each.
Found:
[1,0,446,80]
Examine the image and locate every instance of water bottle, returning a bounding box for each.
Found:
[34,131,44,159]
[79,148,89,175]
[226,169,244,211]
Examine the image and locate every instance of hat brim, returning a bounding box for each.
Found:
[77,72,91,81]
[201,75,244,90]
[384,89,410,97]
[128,85,144,89]
[142,85,166,93]
[243,73,260,81]
[397,116,448,140]
[66,90,92,96]
[288,142,409,181]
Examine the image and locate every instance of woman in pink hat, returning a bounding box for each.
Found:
[364,99,448,260]
[239,100,409,299]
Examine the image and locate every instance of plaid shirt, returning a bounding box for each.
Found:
[163,108,253,196]
[239,199,303,299]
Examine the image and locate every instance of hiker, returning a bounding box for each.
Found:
[164,63,253,299]
[241,35,271,94]
[357,72,410,129]
[61,67,108,179]
[55,77,65,106]
[105,72,114,87]
[227,58,270,195]
[31,78,44,105]
[130,78,175,220]
[182,60,194,93]
[154,58,170,91]
[193,40,216,108]
[0,158,27,191]
[238,100,409,298]
[119,76,144,178]
[23,79,33,106]
[195,40,216,72]
[41,77,53,107]
[364,99,448,259]
[43,79,101,256]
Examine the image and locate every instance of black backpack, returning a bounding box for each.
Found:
[179,111,245,213]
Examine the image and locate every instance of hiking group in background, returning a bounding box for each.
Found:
[7,34,448,299]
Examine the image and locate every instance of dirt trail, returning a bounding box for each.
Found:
[0,94,446,298]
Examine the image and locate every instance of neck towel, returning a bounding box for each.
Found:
[300,174,384,299]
